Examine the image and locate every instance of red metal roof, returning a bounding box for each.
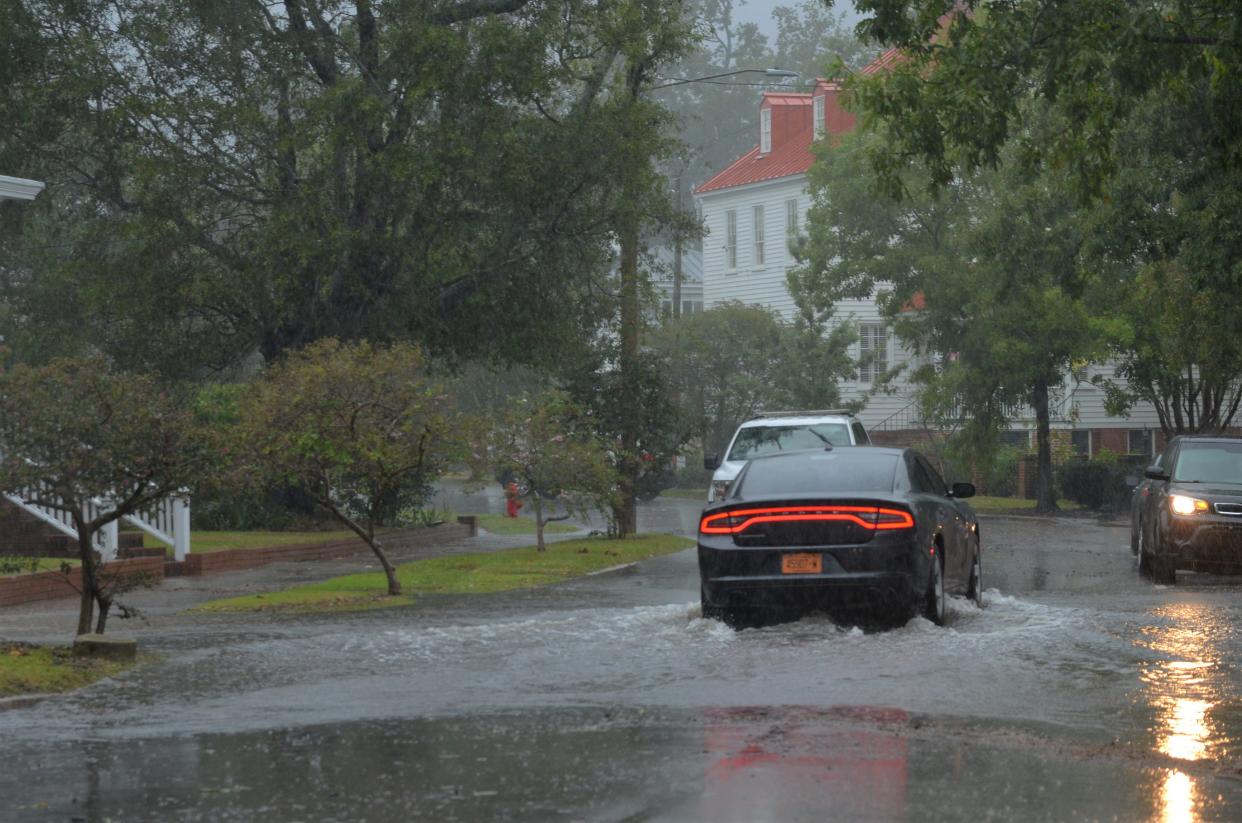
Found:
[695,125,816,194]
[694,49,902,196]
[762,93,813,106]
[860,47,904,76]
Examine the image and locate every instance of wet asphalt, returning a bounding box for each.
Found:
[3,486,1242,822]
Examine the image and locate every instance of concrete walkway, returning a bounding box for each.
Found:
[0,518,593,645]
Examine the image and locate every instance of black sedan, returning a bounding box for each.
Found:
[698,446,982,627]
[1133,435,1242,584]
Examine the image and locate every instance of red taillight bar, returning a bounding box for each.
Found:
[699,506,915,535]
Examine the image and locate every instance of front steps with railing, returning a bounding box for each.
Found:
[0,499,140,558]
[0,491,190,561]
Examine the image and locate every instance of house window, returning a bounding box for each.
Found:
[760,108,772,154]
[725,210,737,270]
[999,430,1031,449]
[813,96,825,139]
[1071,429,1091,457]
[859,323,888,383]
[1129,429,1154,456]
[786,198,798,236]
[752,205,765,266]
[682,300,702,315]
[661,300,672,316]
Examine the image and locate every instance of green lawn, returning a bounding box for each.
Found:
[969,495,1083,513]
[473,513,580,536]
[144,530,356,555]
[0,643,134,697]
[196,533,693,614]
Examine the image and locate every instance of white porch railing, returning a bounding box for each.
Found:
[3,488,191,562]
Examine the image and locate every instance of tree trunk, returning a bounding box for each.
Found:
[76,524,97,636]
[370,538,402,596]
[618,190,640,539]
[1032,376,1058,514]
[672,176,684,320]
[326,500,402,596]
[95,596,111,634]
[534,495,546,552]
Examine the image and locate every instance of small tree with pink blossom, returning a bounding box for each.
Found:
[479,391,618,551]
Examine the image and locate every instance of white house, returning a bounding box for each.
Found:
[692,64,1164,458]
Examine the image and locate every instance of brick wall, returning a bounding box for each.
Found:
[0,556,165,608]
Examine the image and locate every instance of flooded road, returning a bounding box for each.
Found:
[5,491,1242,820]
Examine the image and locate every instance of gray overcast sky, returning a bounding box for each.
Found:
[733,0,865,37]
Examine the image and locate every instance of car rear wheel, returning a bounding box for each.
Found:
[966,541,984,608]
[700,584,723,621]
[923,548,946,626]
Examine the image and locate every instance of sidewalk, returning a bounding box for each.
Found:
[0,519,591,645]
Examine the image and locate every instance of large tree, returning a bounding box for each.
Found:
[1083,92,1242,434]
[840,0,1242,199]
[793,128,1117,511]
[837,2,1242,437]
[0,1,685,374]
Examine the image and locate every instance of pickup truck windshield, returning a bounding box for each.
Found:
[727,423,852,461]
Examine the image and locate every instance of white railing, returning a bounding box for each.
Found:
[3,487,191,562]
[126,496,192,561]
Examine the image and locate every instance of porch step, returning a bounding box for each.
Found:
[0,499,142,557]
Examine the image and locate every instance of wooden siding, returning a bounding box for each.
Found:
[699,176,921,429]
[697,173,1168,434]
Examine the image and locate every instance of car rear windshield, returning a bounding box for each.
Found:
[1173,442,1242,484]
[735,451,898,497]
[727,423,852,461]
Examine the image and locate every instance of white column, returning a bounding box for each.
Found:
[173,496,191,561]
[100,519,119,562]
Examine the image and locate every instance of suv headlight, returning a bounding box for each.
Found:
[711,480,732,502]
[1170,494,1209,516]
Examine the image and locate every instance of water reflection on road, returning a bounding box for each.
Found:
[1135,600,1241,823]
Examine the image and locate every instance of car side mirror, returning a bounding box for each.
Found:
[949,482,976,499]
[704,453,720,471]
[1144,466,1169,481]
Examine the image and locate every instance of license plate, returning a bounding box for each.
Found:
[781,553,822,574]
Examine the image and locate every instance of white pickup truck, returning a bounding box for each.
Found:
[703,410,871,502]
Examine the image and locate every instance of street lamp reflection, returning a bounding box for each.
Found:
[1139,604,1224,823]
[1160,695,1212,761]
[1163,770,1195,823]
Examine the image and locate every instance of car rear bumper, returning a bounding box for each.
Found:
[703,571,922,614]
[699,539,927,615]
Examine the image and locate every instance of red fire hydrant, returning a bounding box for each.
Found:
[504,481,524,518]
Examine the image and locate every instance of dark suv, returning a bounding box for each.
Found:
[1132,435,1242,584]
